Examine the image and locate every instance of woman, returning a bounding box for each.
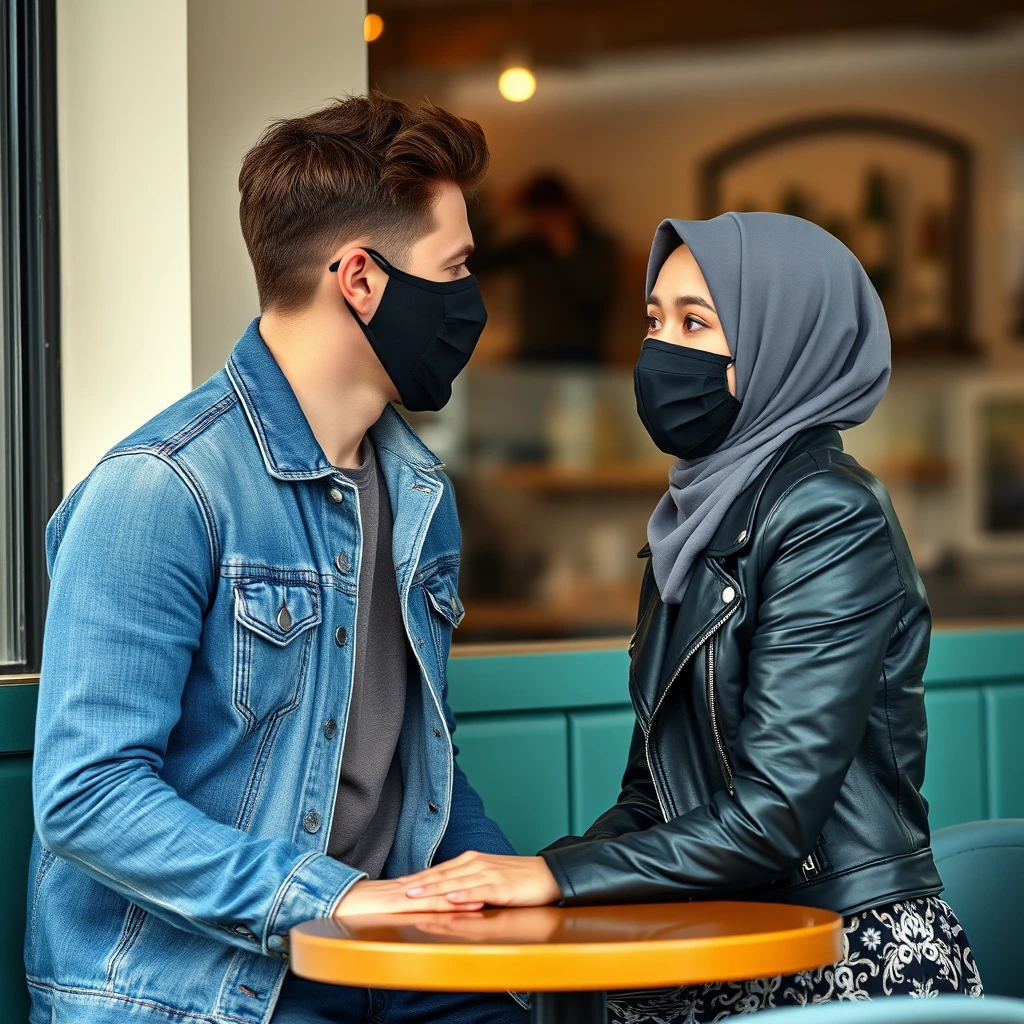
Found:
[401,213,983,1013]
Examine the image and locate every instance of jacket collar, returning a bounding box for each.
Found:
[637,426,844,562]
[704,425,843,557]
[226,318,442,481]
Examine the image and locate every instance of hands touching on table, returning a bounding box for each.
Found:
[403,852,562,909]
[333,877,486,917]
[332,853,561,918]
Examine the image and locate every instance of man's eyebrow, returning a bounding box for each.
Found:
[675,294,717,314]
[444,243,476,263]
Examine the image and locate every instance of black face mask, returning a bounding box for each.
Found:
[340,249,488,412]
[634,338,741,459]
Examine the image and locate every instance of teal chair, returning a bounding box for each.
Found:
[761,997,1023,1023]
[932,819,1024,999]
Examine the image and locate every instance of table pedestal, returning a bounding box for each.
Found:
[530,990,607,1024]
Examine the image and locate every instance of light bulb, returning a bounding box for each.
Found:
[498,66,536,103]
[364,13,384,42]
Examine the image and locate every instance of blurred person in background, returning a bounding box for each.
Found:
[472,171,620,363]
[398,212,983,1016]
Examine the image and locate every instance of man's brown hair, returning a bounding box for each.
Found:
[239,92,489,313]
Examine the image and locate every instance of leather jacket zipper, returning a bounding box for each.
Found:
[706,637,735,795]
[642,597,741,821]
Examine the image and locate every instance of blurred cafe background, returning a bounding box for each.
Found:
[2,0,1023,676]
[371,0,1024,642]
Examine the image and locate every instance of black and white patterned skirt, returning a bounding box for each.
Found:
[608,898,983,1022]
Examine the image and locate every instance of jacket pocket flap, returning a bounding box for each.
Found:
[425,574,465,628]
[234,580,321,646]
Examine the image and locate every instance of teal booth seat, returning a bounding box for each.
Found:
[2,626,1023,1020]
[932,819,1024,999]
[446,627,1024,858]
[760,997,1024,1023]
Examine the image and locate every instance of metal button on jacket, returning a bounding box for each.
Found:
[335,626,348,647]
[276,604,292,632]
[267,934,288,950]
[324,717,338,740]
[328,487,344,504]
[427,801,439,814]
[303,810,321,834]
[722,586,736,604]
[335,553,351,575]
[736,530,748,544]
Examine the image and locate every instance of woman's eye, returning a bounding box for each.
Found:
[645,314,661,333]
[448,262,468,278]
[682,314,708,333]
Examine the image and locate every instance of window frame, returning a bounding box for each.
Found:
[2,0,61,676]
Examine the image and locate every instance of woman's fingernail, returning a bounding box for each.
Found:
[447,892,462,902]
[406,887,424,896]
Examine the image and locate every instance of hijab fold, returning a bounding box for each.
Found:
[645,212,891,604]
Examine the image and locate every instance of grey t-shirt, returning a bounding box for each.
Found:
[327,440,407,879]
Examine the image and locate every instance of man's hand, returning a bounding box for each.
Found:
[401,852,562,908]
[333,878,484,917]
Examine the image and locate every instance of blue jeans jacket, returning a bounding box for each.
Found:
[26,320,515,1024]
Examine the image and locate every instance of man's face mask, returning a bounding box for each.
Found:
[334,249,488,412]
[633,338,741,459]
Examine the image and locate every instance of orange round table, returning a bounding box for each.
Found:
[291,901,843,1023]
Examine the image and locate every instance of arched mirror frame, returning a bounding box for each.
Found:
[698,113,974,351]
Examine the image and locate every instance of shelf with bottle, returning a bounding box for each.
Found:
[482,459,674,494]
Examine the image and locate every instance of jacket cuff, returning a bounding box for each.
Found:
[539,848,579,903]
[264,852,365,959]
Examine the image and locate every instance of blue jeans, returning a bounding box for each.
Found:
[272,974,528,1023]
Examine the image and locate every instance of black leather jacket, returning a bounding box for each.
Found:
[542,426,943,916]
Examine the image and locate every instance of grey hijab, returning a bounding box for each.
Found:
[645,212,891,604]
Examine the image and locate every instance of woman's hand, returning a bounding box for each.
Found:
[401,852,562,908]
[333,878,485,917]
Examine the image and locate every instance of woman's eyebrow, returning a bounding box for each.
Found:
[675,294,717,314]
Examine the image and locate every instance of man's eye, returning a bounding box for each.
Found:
[449,262,468,277]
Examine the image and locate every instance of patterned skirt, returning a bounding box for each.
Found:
[608,897,983,1022]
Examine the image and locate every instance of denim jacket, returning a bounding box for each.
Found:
[26,320,515,1024]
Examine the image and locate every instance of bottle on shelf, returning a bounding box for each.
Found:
[907,207,949,337]
[857,168,896,311]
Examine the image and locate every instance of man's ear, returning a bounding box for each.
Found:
[332,248,386,322]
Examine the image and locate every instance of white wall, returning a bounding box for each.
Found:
[58,0,193,491]
[57,0,368,491]
[187,0,367,386]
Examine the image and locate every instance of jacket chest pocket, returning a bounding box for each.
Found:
[232,578,321,732]
[422,571,464,673]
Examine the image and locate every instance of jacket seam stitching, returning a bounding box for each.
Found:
[157,390,239,456]
[100,448,221,579]
[25,979,226,1022]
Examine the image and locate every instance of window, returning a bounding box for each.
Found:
[1,0,61,674]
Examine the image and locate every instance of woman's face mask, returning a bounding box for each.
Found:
[634,339,741,459]
[338,249,488,412]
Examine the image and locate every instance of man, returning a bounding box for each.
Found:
[27,93,526,1024]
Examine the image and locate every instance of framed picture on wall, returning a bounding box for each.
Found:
[962,379,1024,553]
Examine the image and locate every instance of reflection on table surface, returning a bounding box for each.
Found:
[290,902,844,992]
[306,900,838,946]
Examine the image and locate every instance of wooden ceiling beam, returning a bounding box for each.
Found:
[369,0,1024,72]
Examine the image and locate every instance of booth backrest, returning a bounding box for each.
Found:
[2,626,1022,1021]
[446,627,1024,856]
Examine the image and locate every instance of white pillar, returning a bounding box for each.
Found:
[187,0,368,386]
[58,0,193,491]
